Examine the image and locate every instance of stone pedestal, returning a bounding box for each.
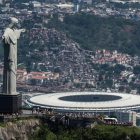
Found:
[0,93,22,114]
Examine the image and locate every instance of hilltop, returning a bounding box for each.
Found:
[0,116,140,140]
[47,13,140,56]
[1,13,140,92]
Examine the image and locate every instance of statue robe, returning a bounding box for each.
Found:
[2,28,22,94]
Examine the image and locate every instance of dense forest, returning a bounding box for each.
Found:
[47,13,140,56]
[30,124,140,140]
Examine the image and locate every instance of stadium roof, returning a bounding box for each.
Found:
[28,92,140,112]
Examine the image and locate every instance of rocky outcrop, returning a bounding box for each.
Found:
[0,119,40,140]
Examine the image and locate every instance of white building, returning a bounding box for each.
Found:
[31,1,41,8]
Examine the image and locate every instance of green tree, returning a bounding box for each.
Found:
[133,66,140,75]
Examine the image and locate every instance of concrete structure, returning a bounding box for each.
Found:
[28,92,140,113]
[73,4,80,13]
[0,17,25,114]
[116,111,136,126]
[2,17,25,94]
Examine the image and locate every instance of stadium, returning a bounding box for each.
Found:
[27,92,140,113]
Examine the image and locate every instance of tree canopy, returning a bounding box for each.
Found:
[47,13,140,56]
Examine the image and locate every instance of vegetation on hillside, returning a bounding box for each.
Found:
[30,124,140,140]
[47,13,140,56]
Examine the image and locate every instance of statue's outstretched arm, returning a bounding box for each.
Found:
[20,29,26,33]
[15,29,26,39]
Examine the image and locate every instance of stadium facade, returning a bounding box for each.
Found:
[27,92,140,113]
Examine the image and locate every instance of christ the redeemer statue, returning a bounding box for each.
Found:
[2,17,25,94]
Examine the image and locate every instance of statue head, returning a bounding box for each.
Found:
[9,17,19,28]
[10,17,19,24]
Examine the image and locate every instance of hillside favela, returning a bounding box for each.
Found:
[1,0,140,140]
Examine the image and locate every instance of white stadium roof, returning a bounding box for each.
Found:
[28,92,140,112]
